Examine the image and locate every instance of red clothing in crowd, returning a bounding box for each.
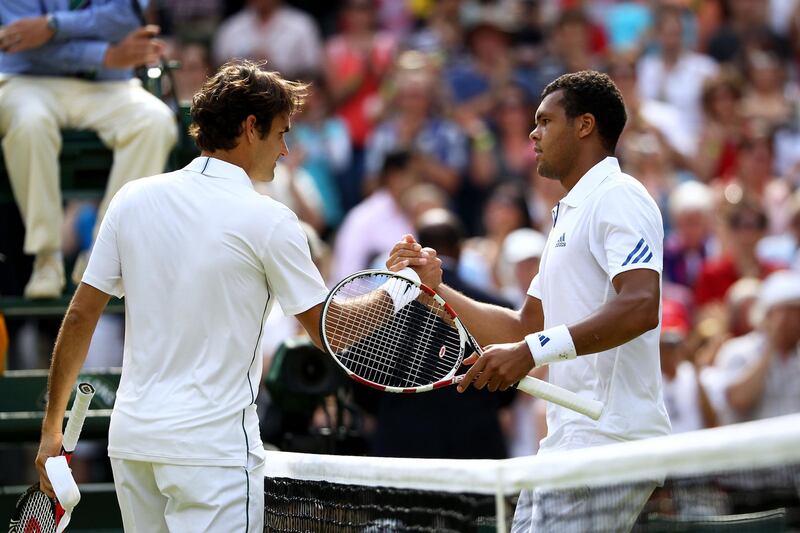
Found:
[694,255,784,306]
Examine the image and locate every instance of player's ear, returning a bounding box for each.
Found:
[244,115,258,143]
[576,113,595,140]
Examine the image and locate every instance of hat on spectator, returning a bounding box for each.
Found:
[668,180,714,219]
[502,228,546,265]
[462,4,518,36]
[751,270,800,326]
[661,298,690,344]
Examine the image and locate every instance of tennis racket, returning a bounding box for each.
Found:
[9,382,95,533]
[320,270,604,420]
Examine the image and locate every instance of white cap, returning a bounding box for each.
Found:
[502,228,547,264]
[668,180,714,218]
[751,271,800,325]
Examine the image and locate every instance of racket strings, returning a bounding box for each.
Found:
[11,486,56,533]
[325,274,463,387]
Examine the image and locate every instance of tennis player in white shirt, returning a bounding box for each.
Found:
[34,61,334,532]
[388,71,671,532]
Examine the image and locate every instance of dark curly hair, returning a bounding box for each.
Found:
[189,60,308,152]
[541,71,627,152]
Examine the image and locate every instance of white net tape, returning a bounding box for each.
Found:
[264,413,800,494]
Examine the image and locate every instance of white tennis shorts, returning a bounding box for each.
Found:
[110,447,266,533]
[511,480,657,533]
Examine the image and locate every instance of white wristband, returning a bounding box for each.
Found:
[525,324,577,368]
[380,269,421,314]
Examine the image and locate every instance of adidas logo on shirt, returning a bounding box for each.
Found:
[555,233,566,247]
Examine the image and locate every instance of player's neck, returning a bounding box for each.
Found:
[201,149,252,176]
[561,151,613,191]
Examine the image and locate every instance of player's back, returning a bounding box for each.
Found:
[104,158,296,465]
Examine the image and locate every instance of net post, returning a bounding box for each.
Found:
[495,467,507,533]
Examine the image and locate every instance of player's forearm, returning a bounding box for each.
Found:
[568,288,659,355]
[435,283,527,345]
[42,308,99,434]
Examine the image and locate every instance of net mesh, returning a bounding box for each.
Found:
[324,272,463,388]
[263,414,800,532]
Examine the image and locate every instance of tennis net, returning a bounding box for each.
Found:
[263,414,800,532]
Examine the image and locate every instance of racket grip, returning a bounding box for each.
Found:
[62,382,96,453]
[517,376,604,420]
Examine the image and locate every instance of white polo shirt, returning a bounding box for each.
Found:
[83,157,329,467]
[529,157,671,453]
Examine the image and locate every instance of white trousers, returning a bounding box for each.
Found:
[0,75,177,254]
[109,448,266,533]
[511,481,657,533]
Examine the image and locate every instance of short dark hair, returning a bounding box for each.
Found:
[189,60,308,152]
[380,149,412,178]
[541,70,627,152]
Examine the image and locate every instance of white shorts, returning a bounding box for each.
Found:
[511,481,657,533]
[110,448,266,533]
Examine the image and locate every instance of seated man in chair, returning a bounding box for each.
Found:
[0,0,176,298]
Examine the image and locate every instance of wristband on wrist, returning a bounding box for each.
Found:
[525,324,577,368]
[380,269,421,314]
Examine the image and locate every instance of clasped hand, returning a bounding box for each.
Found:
[386,234,535,393]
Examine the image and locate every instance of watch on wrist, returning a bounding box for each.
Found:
[46,14,59,35]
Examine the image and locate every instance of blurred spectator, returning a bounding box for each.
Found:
[620,130,679,217]
[291,75,351,233]
[168,40,211,105]
[398,181,449,228]
[694,201,784,307]
[159,0,221,43]
[324,0,397,211]
[357,207,515,459]
[758,189,800,267]
[364,66,467,195]
[406,0,464,59]
[706,0,785,64]
[254,158,325,236]
[714,270,800,422]
[460,183,532,293]
[718,123,793,235]
[692,68,745,183]
[663,181,717,289]
[460,83,536,232]
[332,150,419,282]
[489,84,538,189]
[601,0,653,56]
[690,275,763,403]
[444,5,521,118]
[660,298,718,432]
[532,9,605,98]
[212,0,322,78]
[637,4,718,138]
[740,48,793,129]
[497,227,546,307]
[0,1,177,298]
[609,55,694,165]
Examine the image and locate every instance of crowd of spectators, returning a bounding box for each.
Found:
[3,0,800,460]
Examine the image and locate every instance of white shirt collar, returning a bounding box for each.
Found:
[184,156,253,188]
[561,157,619,208]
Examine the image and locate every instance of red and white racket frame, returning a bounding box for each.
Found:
[321,270,604,420]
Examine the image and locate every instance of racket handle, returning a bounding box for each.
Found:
[62,382,96,453]
[516,376,604,420]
